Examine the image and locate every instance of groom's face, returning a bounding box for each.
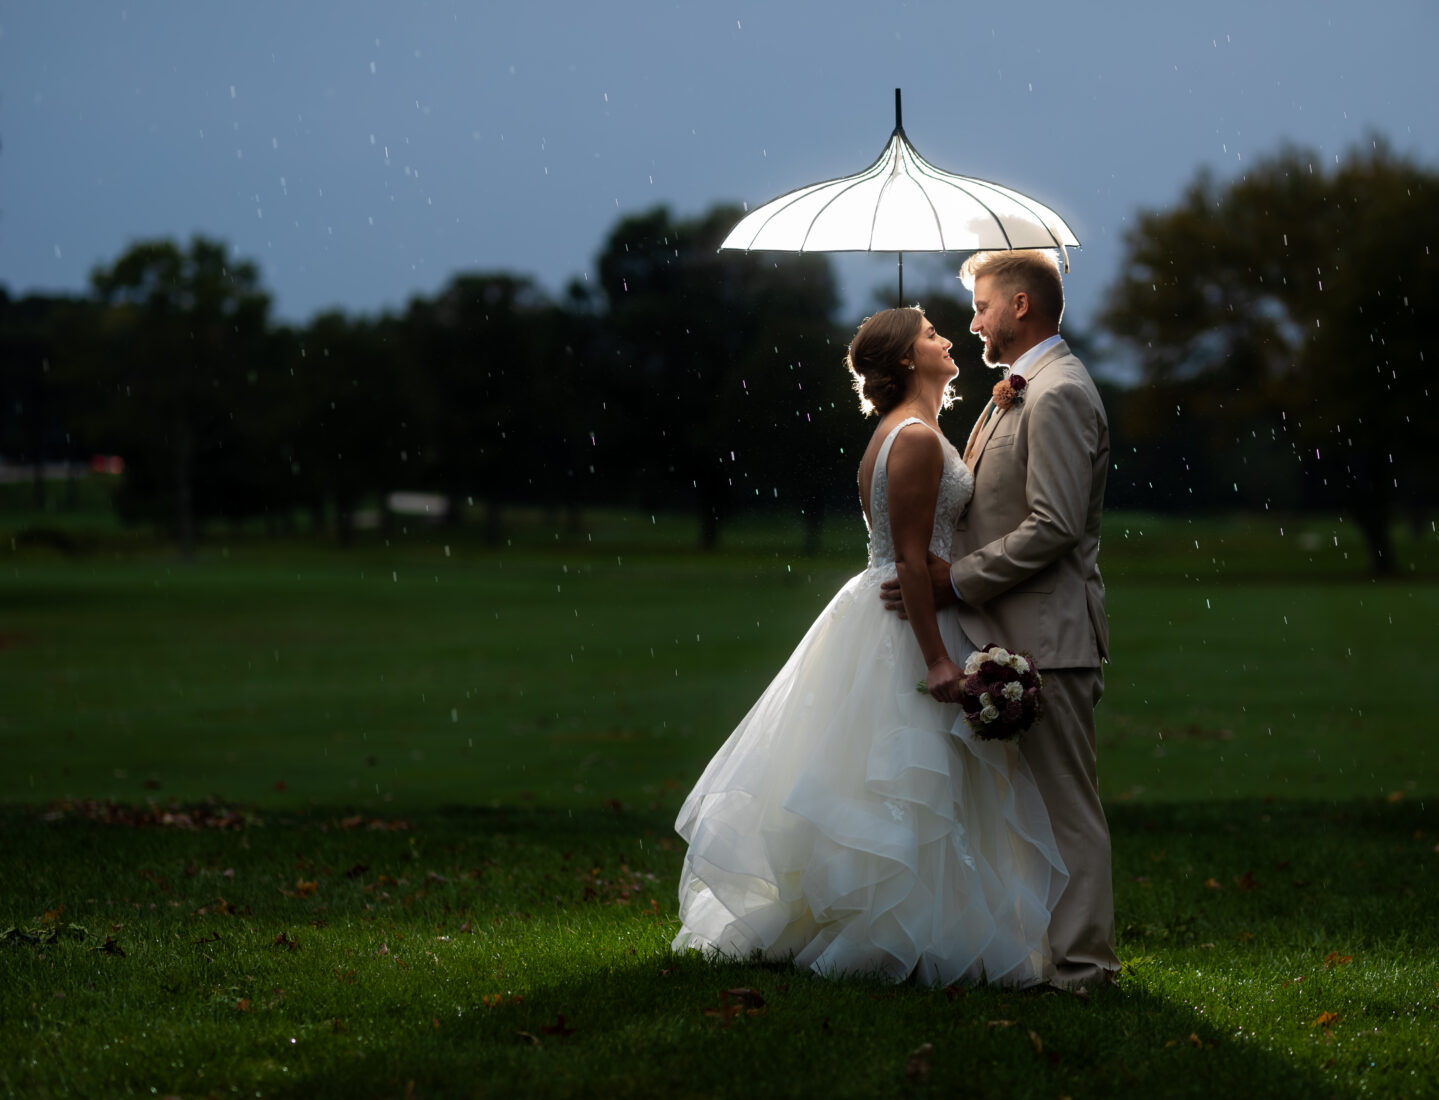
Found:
[969,275,1019,368]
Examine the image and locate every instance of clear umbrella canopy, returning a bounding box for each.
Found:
[721,90,1079,297]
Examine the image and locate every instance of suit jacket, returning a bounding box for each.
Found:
[950,339,1109,669]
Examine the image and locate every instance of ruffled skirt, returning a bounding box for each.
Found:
[672,566,1067,987]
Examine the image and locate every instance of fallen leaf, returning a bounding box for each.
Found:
[1234,870,1261,891]
[1203,877,1223,890]
[1322,952,1354,968]
[294,880,318,898]
[344,863,369,879]
[1029,1031,1044,1054]
[99,936,125,957]
[540,1013,576,1038]
[271,932,299,951]
[987,1019,1016,1030]
[236,998,252,1013]
[724,987,766,1010]
[514,1030,541,1046]
[904,1043,933,1083]
[1311,1011,1341,1028]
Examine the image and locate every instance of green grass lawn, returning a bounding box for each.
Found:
[2,506,1437,1098]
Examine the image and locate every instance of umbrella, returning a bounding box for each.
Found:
[720,89,1079,301]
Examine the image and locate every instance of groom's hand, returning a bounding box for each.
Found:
[879,552,957,619]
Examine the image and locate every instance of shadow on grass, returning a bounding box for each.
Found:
[1108,797,1438,949]
[271,796,1433,1099]
[3,798,1433,1098]
[288,950,1338,1100]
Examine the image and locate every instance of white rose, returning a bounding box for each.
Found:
[980,704,1000,723]
[1012,655,1030,674]
[964,651,986,676]
[979,692,993,709]
[1002,681,1024,702]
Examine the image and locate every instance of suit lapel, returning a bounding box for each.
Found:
[964,340,1071,470]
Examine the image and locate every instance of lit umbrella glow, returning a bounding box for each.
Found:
[721,90,1080,299]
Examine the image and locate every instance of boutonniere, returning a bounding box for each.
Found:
[991,372,1027,411]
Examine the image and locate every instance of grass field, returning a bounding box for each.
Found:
[3,500,1438,1098]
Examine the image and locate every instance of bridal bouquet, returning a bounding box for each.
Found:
[918,644,1043,741]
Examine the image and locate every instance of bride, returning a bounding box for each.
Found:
[671,307,1067,987]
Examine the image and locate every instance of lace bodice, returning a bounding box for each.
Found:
[865,417,974,568]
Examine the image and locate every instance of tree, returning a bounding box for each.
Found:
[276,310,410,544]
[0,290,94,511]
[1100,139,1439,573]
[399,273,552,542]
[88,237,272,557]
[595,204,843,549]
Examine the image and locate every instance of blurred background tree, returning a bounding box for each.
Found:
[5,146,1434,571]
[1101,139,1439,573]
[85,236,271,558]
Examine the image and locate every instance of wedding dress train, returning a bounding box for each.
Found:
[672,418,1067,986]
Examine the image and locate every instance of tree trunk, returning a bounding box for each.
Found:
[31,458,46,512]
[483,498,504,546]
[802,495,825,557]
[175,418,195,560]
[1352,502,1395,576]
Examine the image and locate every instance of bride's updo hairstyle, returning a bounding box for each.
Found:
[846,307,924,417]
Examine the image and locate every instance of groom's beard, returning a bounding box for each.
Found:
[979,311,1018,367]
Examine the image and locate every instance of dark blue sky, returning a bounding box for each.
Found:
[4,1,1436,339]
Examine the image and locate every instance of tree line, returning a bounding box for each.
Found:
[3,139,1434,571]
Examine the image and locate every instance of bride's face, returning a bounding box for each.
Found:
[907,317,955,381]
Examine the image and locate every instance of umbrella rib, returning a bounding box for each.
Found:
[910,152,1070,250]
[730,140,895,252]
[895,134,948,249]
[801,142,896,251]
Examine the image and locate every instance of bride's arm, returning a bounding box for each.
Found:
[886,429,964,702]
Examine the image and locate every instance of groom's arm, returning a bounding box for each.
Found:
[879,552,956,617]
[950,378,1099,606]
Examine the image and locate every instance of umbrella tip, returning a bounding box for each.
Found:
[894,88,903,133]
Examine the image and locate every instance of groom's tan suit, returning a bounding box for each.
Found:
[951,338,1119,987]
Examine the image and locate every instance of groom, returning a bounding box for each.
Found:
[883,249,1119,990]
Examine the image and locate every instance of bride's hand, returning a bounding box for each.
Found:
[924,656,965,703]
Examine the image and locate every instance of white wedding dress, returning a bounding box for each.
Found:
[672,418,1067,987]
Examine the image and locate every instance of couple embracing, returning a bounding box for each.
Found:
[672,249,1118,991]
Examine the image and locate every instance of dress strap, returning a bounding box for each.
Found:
[871,417,927,502]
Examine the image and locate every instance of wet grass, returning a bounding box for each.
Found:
[2,507,1438,1097]
[2,799,1435,1099]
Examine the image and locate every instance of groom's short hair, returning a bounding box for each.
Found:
[959,250,1065,326]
